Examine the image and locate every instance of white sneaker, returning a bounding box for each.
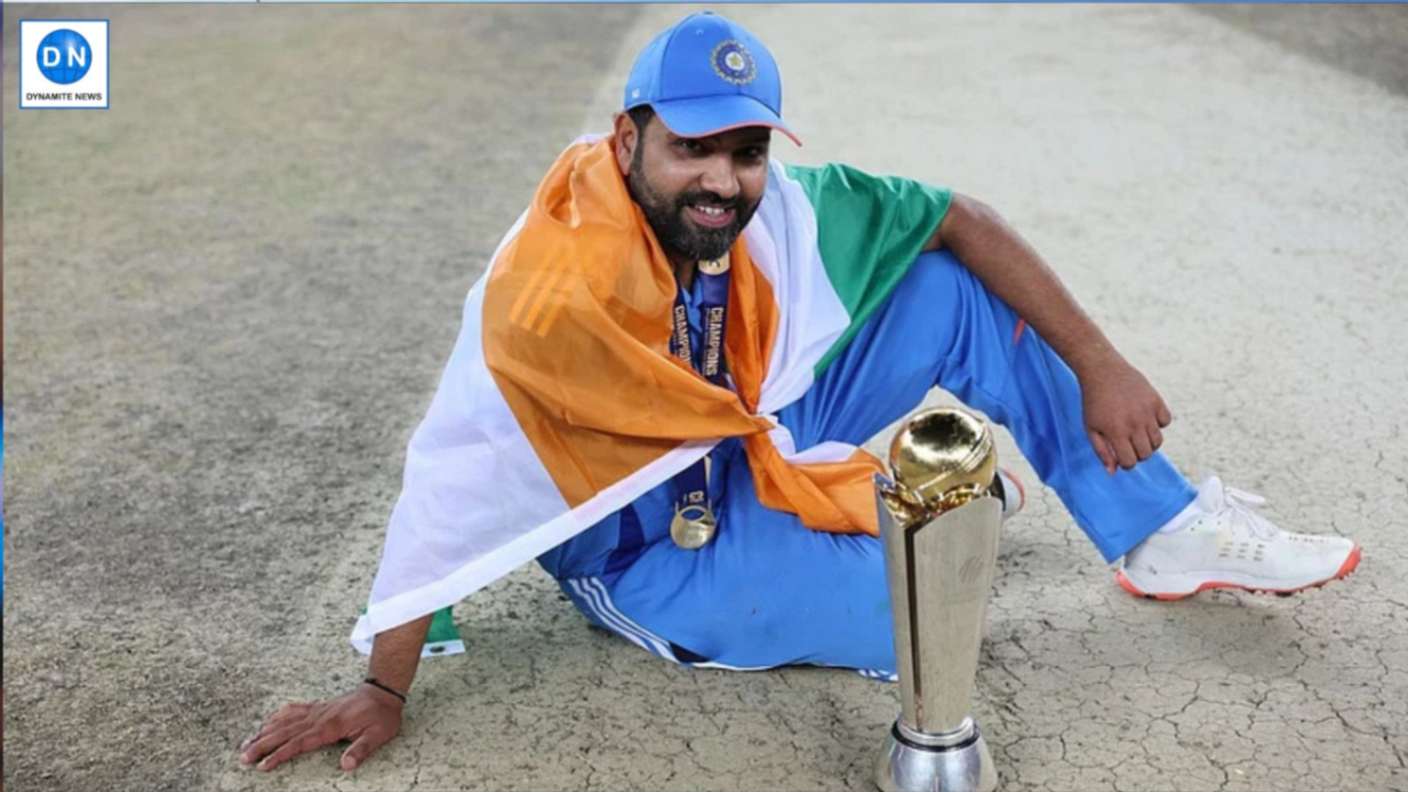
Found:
[993,467,1026,520]
[1115,476,1361,600]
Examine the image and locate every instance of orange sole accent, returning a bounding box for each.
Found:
[1115,544,1362,601]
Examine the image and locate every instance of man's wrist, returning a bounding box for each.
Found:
[363,612,432,707]
[361,677,408,707]
[1063,338,1122,380]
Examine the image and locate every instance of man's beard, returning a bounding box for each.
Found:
[627,152,760,262]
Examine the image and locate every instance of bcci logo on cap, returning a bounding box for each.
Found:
[20,20,110,109]
[711,40,756,86]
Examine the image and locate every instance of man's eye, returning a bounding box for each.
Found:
[676,139,704,153]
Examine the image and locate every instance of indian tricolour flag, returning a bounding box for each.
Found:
[353,135,949,652]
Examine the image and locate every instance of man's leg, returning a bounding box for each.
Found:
[545,250,1353,672]
[554,250,1191,676]
[791,250,1357,599]
[577,450,901,674]
[783,250,1197,562]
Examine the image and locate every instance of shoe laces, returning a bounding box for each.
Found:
[1203,478,1279,541]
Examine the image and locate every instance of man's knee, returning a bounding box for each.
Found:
[883,249,975,322]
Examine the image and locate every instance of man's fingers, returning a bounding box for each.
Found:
[241,724,271,751]
[1148,425,1164,453]
[1156,401,1172,428]
[341,732,384,772]
[259,703,311,730]
[242,703,311,749]
[1113,437,1139,470]
[1088,431,1116,474]
[241,721,284,752]
[257,729,340,772]
[241,723,297,765]
[242,718,323,767]
[1132,429,1153,462]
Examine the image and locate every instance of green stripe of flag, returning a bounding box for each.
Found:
[783,163,951,374]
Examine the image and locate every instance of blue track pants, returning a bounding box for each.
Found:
[537,251,1196,676]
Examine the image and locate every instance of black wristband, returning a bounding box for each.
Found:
[363,677,407,704]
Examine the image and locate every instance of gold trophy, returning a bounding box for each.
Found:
[874,407,1002,792]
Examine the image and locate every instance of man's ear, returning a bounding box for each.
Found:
[612,112,637,176]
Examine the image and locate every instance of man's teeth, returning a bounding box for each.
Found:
[694,205,729,216]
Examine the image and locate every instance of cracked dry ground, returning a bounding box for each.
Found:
[6,4,1408,792]
[221,5,1406,789]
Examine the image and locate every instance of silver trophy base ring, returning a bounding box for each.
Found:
[874,719,997,792]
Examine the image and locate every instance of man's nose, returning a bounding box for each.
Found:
[698,154,740,200]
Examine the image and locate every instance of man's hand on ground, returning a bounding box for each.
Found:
[239,685,403,773]
[1076,354,1173,473]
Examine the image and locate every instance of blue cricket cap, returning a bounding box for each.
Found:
[623,12,801,146]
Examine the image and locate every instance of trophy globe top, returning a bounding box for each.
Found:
[888,407,997,514]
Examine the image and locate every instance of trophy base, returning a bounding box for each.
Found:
[874,718,997,792]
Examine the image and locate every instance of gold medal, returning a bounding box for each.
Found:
[670,503,717,549]
[698,253,731,276]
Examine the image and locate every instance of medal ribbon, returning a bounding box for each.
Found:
[668,261,731,523]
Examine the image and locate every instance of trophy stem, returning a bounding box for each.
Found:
[874,491,1001,792]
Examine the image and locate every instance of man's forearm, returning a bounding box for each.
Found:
[367,614,433,695]
[931,194,1122,376]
